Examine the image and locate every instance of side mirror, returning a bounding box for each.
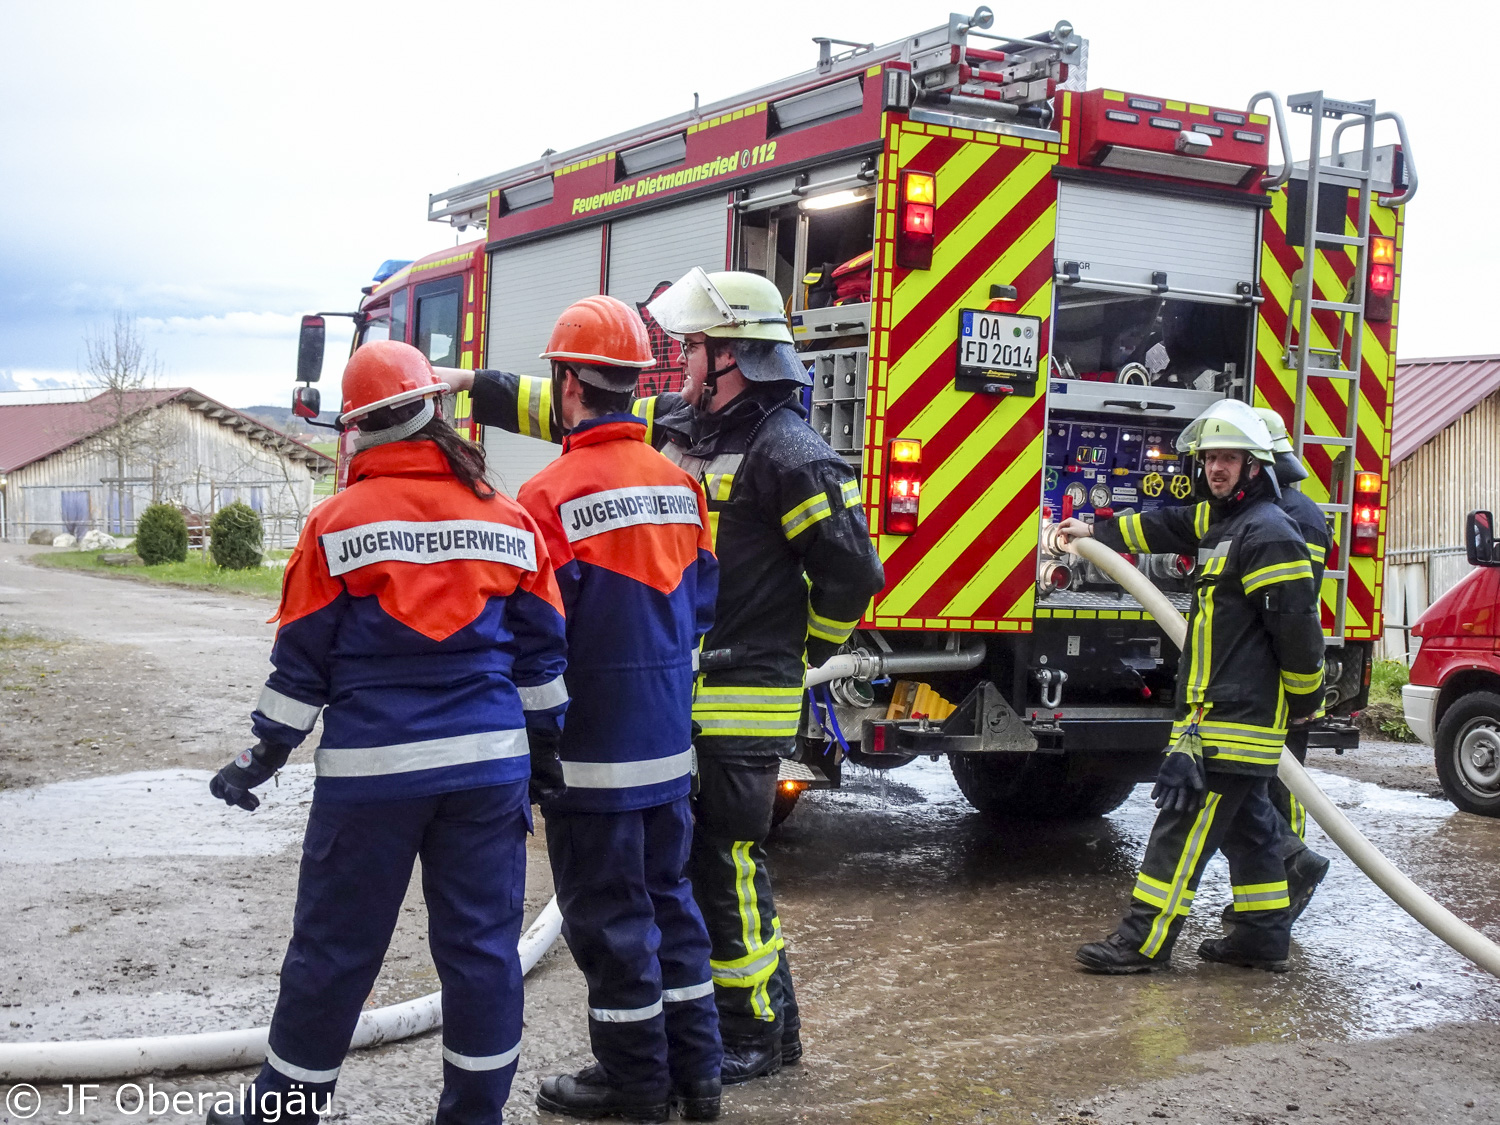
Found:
[297,315,326,383]
[1466,510,1498,567]
[292,384,322,420]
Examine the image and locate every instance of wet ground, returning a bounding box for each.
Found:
[2,542,1498,1123]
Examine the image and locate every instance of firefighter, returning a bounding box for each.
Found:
[518,297,723,1122]
[1058,400,1324,973]
[442,268,884,1082]
[203,341,568,1125]
[1244,406,1334,923]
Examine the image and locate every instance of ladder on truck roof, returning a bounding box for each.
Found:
[1280,91,1395,643]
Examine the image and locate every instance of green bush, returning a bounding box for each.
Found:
[134,503,190,565]
[1369,659,1410,706]
[210,502,264,570]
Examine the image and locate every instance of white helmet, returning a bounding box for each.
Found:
[1175,399,1277,465]
[647,268,809,385]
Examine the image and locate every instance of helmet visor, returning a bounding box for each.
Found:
[645,267,739,337]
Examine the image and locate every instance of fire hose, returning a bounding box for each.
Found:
[0,900,562,1083]
[1055,529,1500,977]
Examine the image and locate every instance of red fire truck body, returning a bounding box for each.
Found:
[311,11,1416,817]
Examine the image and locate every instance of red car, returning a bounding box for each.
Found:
[1404,511,1500,816]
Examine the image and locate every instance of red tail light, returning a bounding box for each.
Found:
[1366,237,1396,322]
[1352,471,1381,556]
[896,171,936,270]
[885,438,923,535]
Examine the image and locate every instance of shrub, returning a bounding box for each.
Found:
[210,502,264,570]
[134,504,189,565]
[1368,658,1410,706]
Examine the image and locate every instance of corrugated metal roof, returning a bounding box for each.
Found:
[1393,354,1500,465]
[0,388,333,474]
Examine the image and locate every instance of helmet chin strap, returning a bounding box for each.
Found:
[697,342,738,414]
[354,397,435,450]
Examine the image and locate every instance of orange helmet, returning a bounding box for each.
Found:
[340,340,449,425]
[540,295,655,370]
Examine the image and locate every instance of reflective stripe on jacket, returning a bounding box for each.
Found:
[253,441,568,802]
[517,415,718,812]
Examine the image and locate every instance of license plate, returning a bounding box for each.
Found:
[957,310,1040,377]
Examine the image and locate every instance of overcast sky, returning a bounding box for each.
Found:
[0,0,1484,409]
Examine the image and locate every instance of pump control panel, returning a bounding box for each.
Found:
[1043,419,1194,521]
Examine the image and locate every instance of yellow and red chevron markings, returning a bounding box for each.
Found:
[864,110,1066,631]
[1254,188,1402,639]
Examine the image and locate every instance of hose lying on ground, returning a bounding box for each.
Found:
[1060,531,1500,978]
[0,899,563,1082]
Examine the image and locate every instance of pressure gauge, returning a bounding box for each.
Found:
[1064,481,1088,509]
[1090,483,1112,508]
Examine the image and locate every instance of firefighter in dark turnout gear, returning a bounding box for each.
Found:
[445,268,884,1082]
[1245,406,1334,924]
[1059,401,1325,973]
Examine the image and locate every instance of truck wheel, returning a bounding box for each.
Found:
[1435,692,1500,817]
[771,786,803,828]
[948,752,1137,819]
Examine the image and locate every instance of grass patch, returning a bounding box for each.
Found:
[0,626,57,651]
[1362,658,1417,742]
[33,551,284,599]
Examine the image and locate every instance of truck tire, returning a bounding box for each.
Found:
[771,786,802,828]
[1434,691,1500,818]
[949,752,1137,819]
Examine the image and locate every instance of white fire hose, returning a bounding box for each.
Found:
[0,900,562,1083]
[1057,530,1500,977]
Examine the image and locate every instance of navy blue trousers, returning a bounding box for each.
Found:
[248,783,529,1125]
[545,797,722,1097]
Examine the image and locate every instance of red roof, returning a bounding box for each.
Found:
[1392,355,1500,465]
[0,388,333,474]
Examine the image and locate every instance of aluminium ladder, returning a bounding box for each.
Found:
[1281,91,1378,643]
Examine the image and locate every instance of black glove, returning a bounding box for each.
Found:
[526,723,566,806]
[805,636,840,674]
[209,741,292,812]
[1151,737,1207,814]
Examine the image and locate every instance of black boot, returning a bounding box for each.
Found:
[1285,848,1331,923]
[1197,936,1290,973]
[670,1076,722,1121]
[719,1035,783,1085]
[536,1064,669,1122]
[1075,931,1171,975]
[780,1022,802,1066]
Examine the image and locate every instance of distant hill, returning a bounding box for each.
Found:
[240,404,339,436]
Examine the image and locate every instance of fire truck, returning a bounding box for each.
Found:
[295,8,1416,820]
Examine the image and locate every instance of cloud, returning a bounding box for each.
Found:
[137,311,303,338]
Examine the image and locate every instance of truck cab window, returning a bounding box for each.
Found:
[359,316,390,345]
[390,289,409,344]
[414,277,462,368]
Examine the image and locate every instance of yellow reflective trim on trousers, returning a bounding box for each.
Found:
[734,842,773,1018]
[631,395,657,447]
[1231,881,1291,911]
[840,478,861,508]
[1140,792,1221,958]
[1193,502,1211,539]
[1289,794,1307,839]
[517,376,553,442]
[781,493,832,540]
[1132,875,1194,916]
[1243,560,1313,592]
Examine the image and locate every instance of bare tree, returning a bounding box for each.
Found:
[81,313,162,530]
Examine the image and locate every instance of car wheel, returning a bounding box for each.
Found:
[1434,691,1500,817]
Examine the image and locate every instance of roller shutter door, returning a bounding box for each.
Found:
[1054,181,1258,299]
[484,226,603,490]
[606,195,730,308]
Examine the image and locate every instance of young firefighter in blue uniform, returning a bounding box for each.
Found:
[441,269,884,1082]
[1059,400,1324,973]
[204,341,569,1125]
[518,297,723,1123]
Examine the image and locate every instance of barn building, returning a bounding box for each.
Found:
[1381,355,1500,660]
[0,388,334,547]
